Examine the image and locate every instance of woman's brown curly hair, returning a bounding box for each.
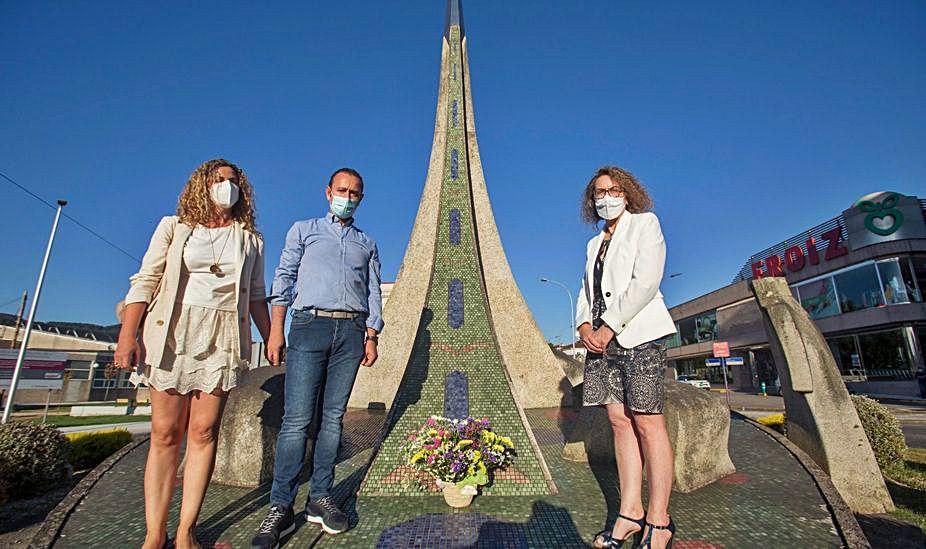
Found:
[580,165,653,224]
[176,158,258,233]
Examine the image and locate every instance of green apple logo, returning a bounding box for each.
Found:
[859,193,904,236]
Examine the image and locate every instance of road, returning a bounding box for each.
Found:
[719,390,926,449]
[51,393,926,448]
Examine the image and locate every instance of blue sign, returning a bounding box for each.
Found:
[726,357,744,366]
[705,358,723,367]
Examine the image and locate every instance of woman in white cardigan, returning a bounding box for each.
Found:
[576,166,677,549]
[114,159,271,549]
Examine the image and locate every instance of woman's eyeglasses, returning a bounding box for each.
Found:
[593,187,624,199]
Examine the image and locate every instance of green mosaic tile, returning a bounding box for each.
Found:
[53,413,843,547]
[358,25,551,498]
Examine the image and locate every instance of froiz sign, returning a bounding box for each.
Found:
[859,193,904,236]
[751,228,848,279]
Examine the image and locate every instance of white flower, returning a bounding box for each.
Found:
[460,485,478,495]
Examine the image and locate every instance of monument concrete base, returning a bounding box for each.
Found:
[212,366,314,487]
[561,381,736,493]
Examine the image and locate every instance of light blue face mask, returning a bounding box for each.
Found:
[330,195,359,219]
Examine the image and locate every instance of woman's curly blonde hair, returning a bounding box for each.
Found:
[580,165,653,224]
[176,158,258,233]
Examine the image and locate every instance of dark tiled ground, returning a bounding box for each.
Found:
[53,411,841,548]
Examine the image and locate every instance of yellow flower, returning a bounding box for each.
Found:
[454,440,473,451]
[498,436,514,448]
[411,449,427,464]
[472,451,482,461]
[492,444,504,453]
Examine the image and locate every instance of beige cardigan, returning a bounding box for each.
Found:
[124,216,266,368]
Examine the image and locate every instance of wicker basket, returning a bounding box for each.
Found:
[441,483,474,508]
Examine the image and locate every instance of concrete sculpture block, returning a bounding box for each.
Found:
[212,366,307,487]
[561,381,736,493]
[752,277,893,514]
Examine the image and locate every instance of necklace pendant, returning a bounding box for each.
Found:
[210,264,221,275]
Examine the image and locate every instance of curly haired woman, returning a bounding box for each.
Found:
[114,159,272,549]
[576,166,678,549]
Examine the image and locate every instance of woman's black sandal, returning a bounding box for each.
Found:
[636,517,675,549]
[594,513,645,548]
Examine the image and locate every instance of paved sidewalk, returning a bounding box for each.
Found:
[53,410,843,548]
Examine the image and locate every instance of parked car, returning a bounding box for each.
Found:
[676,375,711,390]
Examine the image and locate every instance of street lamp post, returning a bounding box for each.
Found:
[2,200,67,424]
[540,277,576,358]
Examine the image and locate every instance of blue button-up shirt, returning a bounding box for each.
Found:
[269,213,384,332]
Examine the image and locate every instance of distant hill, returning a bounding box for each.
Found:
[0,313,120,342]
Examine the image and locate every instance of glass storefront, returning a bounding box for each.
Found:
[797,278,840,319]
[825,328,914,381]
[794,255,924,319]
[835,263,884,312]
[669,310,718,348]
[696,311,718,341]
[877,258,913,304]
[911,255,926,302]
[827,335,863,378]
[752,348,779,392]
[677,316,698,346]
[858,330,913,380]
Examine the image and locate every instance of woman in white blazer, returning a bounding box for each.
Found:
[576,166,677,549]
[114,159,271,549]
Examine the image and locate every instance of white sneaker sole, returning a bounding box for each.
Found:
[305,512,346,535]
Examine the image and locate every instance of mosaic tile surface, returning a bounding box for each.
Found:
[53,413,842,548]
[357,24,552,498]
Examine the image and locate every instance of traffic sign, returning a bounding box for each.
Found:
[712,342,730,358]
[705,358,723,367]
[726,357,744,366]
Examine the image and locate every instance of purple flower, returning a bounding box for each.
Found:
[451,460,464,473]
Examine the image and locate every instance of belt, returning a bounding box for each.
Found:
[310,308,360,319]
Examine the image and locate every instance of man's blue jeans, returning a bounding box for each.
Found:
[269,309,365,507]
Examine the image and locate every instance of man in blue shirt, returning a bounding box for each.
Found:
[252,168,383,547]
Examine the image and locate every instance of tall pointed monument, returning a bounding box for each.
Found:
[354,0,570,497]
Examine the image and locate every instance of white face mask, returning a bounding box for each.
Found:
[595,195,626,220]
[210,180,240,209]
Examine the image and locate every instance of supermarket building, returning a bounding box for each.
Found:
[666,191,926,398]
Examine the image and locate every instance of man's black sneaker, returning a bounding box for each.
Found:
[251,504,295,549]
[305,496,348,534]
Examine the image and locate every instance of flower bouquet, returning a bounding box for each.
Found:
[400,416,515,507]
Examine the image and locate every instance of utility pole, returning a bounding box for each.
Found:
[540,277,576,358]
[2,200,67,424]
[9,291,27,349]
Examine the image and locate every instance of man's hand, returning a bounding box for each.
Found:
[578,323,603,354]
[267,330,285,366]
[360,339,378,367]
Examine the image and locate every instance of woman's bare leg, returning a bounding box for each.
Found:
[633,412,674,548]
[143,389,191,549]
[594,403,645,547]
[174,390,227,549]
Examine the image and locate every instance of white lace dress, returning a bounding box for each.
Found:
[131,225,248,394]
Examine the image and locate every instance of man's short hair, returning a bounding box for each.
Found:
[328,167,364,189]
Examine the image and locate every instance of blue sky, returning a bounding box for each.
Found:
[1,1,924,343]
